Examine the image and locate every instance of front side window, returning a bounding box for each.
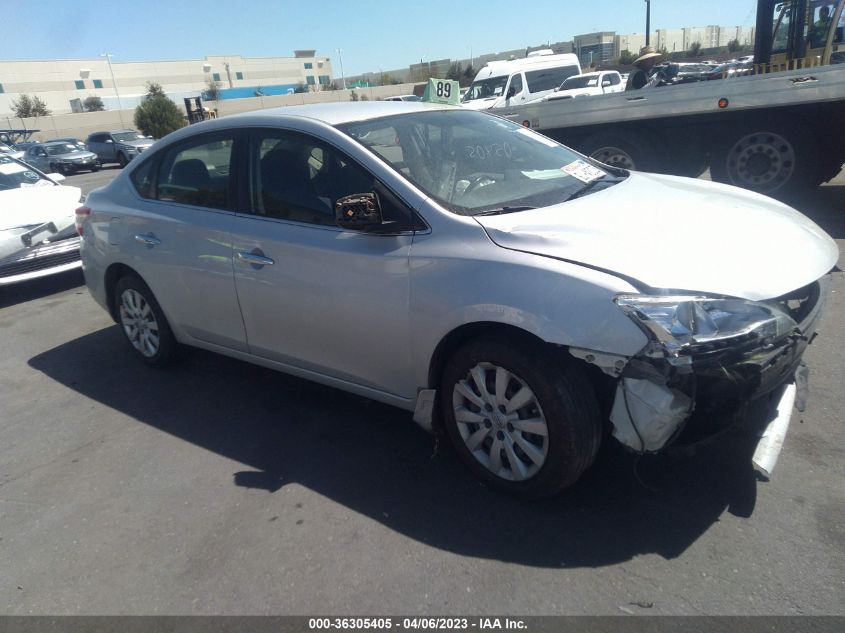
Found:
[507,73,523,96]
[156,135,234,209]
[341,110,623,216]
[249,130,375,226]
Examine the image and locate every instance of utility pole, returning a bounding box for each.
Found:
[645,0,651,46]
[335,49,346,90]
[100,53,124,127]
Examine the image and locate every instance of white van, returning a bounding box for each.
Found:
[461,50,581,110]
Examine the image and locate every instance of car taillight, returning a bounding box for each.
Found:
[75,206,91,236]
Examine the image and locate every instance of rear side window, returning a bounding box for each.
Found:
[130,159,155,199]
[156,135,235,209]
[88,134,106,143]
[525,65,580,93]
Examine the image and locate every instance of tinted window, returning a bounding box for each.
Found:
[525,65,580,93]
[89,134,106,143]
[156,135,234,209]
[250,131,374,226]
[508,73,523,95]
[130,158,156,199]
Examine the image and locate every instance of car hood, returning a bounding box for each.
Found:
[0,184,81,232]
[474,172,839,301]
[121,139,153,149]
[461,97,498,110]
[51,150,98,160]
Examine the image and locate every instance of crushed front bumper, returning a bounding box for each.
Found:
[607,275,830,473]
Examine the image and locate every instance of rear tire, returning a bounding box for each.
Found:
[709,123,816,196]
[440,338,602,497]
[114,275,178,367]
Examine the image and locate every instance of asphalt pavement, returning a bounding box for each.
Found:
[0,168,843,615]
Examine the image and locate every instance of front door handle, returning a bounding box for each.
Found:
[237,249,275,268]
[134,233,161,247]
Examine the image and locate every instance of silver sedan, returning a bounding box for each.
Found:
[24,141,100,175]
[79,102,837,496]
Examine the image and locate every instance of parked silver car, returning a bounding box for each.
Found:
[24,141,100,175]
[79,102,837,496]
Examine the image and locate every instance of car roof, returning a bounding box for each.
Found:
[226,101,456,126]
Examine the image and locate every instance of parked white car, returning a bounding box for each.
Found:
[80,102,836,496]
[0,155,83,285]
[544,71,625,101]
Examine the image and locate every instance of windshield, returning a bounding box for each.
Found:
[340,110,624,216]
[462,76,508,101]
[46,144,79,155]
[113,132,145,142]
[561,75,599,90]
[0,155,53,191]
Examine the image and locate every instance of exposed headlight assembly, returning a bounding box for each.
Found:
[615,294,797,353]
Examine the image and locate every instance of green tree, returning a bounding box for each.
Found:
[11,94,51,118]
[463,65,475,79]
[294,82,308,93]
[687,41,702,58]
[727,38,741,52]
[446,61,463,81]
[133,84,184,139]
[618,50,636,65]
[350,91,360,101]
[204,77,222,102]
[83,95,105,112]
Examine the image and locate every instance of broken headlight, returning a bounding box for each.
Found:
[615,295,797,352]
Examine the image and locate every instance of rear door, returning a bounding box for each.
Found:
[115,130,247,351]
[229,127,415,398]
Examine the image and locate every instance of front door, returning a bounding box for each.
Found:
[230,129,415,398]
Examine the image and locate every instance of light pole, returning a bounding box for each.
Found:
[645,0,651,46]
[335,49,347,90]
[100,53,124,127]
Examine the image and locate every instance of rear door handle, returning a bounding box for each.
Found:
[237,250,275,267]
[134,233,161,247]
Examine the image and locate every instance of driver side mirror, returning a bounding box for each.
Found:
[335,193,389,231]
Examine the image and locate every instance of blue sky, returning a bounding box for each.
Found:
[2,0,759,75]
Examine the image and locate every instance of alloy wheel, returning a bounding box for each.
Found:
[451,362,549,481]
[119,288,161,358]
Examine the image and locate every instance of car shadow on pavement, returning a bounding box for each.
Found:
[0,269,84,310]
[29,326,764,569]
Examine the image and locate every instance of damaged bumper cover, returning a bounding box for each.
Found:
[600,275,831,457]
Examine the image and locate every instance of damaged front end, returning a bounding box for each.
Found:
[585,276,831,464]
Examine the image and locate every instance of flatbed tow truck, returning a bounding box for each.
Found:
[499,0,845,195]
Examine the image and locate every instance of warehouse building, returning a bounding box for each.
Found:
[0,51,333,116]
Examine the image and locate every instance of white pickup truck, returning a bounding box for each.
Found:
[544,71,625,101]
[500,64,845,195]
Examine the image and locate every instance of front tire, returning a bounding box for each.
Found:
[114,275,178,367]
[440,338,602,497]
[117,153,128,168]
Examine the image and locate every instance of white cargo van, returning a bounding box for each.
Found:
[461,50,581,110]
